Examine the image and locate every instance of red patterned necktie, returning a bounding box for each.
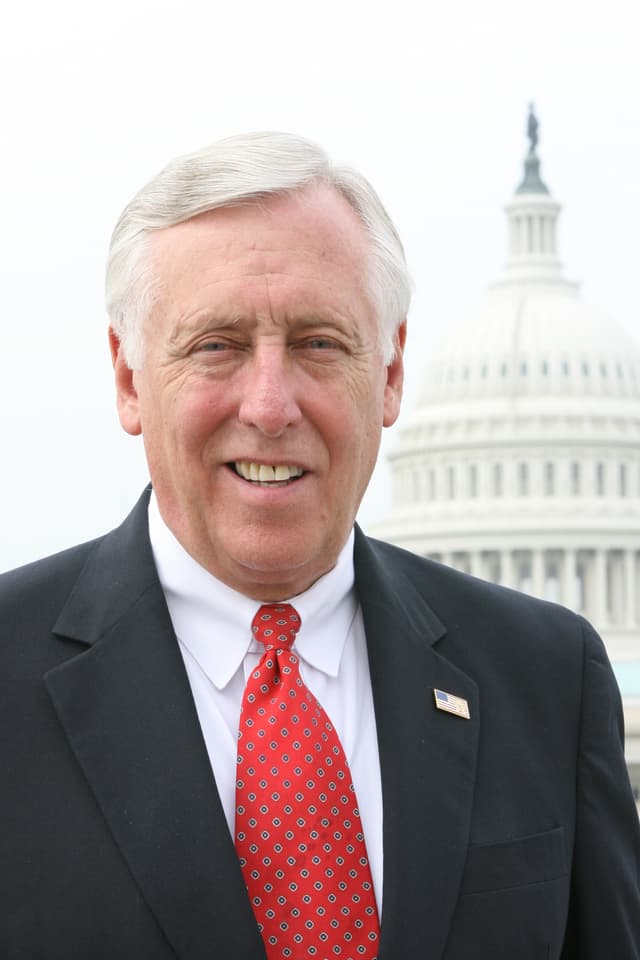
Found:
[235,603,380,960]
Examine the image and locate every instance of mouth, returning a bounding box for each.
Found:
[230,461,305,486]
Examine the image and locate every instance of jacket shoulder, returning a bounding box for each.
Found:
[361,533,597,663]
[0,538,102,618]
[0,489,153,619]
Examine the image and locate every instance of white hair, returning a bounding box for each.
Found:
[105,132,412,369]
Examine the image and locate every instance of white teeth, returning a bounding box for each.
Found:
[234,462,303,482]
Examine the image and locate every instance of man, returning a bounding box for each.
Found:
[1,133,639,959]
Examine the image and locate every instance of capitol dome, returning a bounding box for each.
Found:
[374,110,640,656]
[422,287,640,410]
[373,111,640,796]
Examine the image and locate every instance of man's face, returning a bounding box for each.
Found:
[111,185,405,599]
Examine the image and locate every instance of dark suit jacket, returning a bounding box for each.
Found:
[2,489,639,959]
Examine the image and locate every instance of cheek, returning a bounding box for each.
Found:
[168,384,230,446]
[346,376,386,440]
[322,385,383,471]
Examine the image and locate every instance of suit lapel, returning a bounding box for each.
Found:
[44,492,265,960]
[355,530,480,960]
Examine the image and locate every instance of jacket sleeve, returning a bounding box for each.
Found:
[562,618,640,958]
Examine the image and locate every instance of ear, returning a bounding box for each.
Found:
[382,321,406,428]
[109,327,142,436]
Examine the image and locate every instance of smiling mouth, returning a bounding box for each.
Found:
[231,461,305,485]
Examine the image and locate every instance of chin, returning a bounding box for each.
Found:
[228,534,337,592]
[235,541,315,576]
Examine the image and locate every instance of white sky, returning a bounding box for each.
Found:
[1,0,639,571]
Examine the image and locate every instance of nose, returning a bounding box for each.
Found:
[238,344,303,438]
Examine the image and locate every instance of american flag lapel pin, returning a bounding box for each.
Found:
[434,688,470,720]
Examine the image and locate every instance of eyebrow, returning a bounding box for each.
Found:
[167,311,242,343]
[169,307,356,338]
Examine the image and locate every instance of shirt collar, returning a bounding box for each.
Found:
[148,493,357,690]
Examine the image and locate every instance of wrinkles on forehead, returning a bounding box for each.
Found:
[144,186,376,351]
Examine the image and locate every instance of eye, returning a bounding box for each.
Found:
[305,338,340,350]
[199,341,229,352]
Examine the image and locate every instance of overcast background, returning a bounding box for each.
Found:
[1,0,638,571]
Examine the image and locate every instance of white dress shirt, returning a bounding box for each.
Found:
[147,494,384,915]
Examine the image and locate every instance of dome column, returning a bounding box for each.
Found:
[593,549,608,627]
[562,548,577,611]
[609,552,624,625]
[499,549,515,588]
[531,548,545,599]
[624,549,637,628]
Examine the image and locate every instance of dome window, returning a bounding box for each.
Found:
[447,466,456,499]
[541,361,549,376]
[582,361,590,377]
[520,361,528,376]
[620,464,627,497]
[544,462,555,496]
[428,469,436,500]
[561,361,570,376]
[468,464,478,498]
[500,362,508,378]
[481,363,488,379]
[600,362,608,378]
[571,462,581,496]
[596,462,605,496]
[493,463,503,497]
[518,462,529,496]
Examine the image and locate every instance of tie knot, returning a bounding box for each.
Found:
[252,603,301,650]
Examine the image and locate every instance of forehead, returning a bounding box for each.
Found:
[149,184,371,308]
